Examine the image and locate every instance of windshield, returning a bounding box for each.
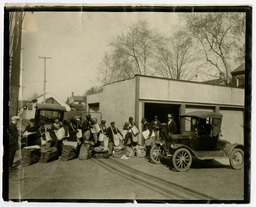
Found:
[182,116,213,135]
[38,110,63,124]
[183,117,198,132]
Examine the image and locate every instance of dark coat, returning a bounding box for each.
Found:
[9,122,19,146]
[69,122,78,141]
[106,126,122,143]
[38,125,46,140]
[167,120,178,134]
[23,124,39,146]
[149,120,161,136]
[82,119,92,133]
[23,124,38,133]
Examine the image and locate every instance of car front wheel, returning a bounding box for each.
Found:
[229,148,244,170]
[172,148,192,172]
[150,144,162,164]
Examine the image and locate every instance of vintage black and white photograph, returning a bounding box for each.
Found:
[3,4,251,203]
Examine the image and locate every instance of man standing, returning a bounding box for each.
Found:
[167,114,178,135]
[149,115,161,141]
[8,116,20,170]
[22,118,38,146]
[141,117,151,159]
[106,121,123,155]
[123,117,137,146]
[82,114,93,142]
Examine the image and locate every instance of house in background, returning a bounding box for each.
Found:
[231,63,245,88]
[202,63,245,88]
[19,92,71,120]
[66,92,87,111]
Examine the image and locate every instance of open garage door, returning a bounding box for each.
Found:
[220,108,244,144]
[144,103,180,131]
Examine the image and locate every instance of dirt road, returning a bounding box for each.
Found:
[8,150,244,201]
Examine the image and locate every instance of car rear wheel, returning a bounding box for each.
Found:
[229,148,244,170]
[150,144,162,164]
[172,148,192,172]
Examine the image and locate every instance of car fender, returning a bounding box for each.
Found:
[170,143,195,155]
[223,143,244,157]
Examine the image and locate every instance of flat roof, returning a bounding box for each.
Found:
[101,74,244,89]
[180,111,223,119]
[35,103,67,111]
[135,74,244,89]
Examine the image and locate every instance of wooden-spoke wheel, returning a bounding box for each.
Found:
[150,144,162,164]
[172,148,192,172]
[229,148,244,170]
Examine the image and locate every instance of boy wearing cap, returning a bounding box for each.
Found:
[8,116,20,170]
[149,115,161,141]
[22,118,38,146]
[106,121,123,155]
[123,117,137,146]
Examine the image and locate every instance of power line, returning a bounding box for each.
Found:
[46,13,93,52]
[100,13,129,30]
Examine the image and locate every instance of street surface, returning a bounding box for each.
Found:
[9,149,244,201]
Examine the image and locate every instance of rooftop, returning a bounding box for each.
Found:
[231,63,245,75]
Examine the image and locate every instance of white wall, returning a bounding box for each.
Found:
[220,109,244,144]
[100,79,136,130]
[139,76,244,106]
[87,93,102,105]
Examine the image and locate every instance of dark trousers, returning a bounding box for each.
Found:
[9,144,17,168]
[146,145,151,157]
[124,132,133,146]
[54,139,63,156]
[108,142,114,155]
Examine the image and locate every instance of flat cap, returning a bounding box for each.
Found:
[11,116,20,121]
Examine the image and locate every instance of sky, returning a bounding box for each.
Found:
[20,11,183,102]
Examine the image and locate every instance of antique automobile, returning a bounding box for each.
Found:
[150,111,244,172]
[21,103,67,147]
[35,103,66,126]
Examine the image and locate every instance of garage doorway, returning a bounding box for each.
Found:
[144,103,180,131]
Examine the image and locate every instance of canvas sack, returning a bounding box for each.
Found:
[111,127,120,146]
[131,126,140,136]
[56,127,65,140]
[76,129,82,139]
[145,137,153,146]
[142,130,155,139]
[135,146,146,158]
[45,132,52,142]
[125,147,135,157]
[79,142,92,160]
[98,133,104,142]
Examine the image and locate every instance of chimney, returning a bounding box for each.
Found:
[72,92,74,97]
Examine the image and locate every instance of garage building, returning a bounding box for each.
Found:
[86,75,244,145]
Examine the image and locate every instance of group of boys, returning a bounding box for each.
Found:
[8,113,177,170]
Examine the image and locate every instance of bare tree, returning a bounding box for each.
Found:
[185,13,245,84]
[155,30,200,80]
[98,20,162,85]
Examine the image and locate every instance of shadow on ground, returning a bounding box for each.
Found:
[159,157,231,171]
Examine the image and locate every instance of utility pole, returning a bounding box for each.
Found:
[39,56,51,103]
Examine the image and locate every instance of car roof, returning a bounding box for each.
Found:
[180,111,223,119]
[35,103,67,111]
